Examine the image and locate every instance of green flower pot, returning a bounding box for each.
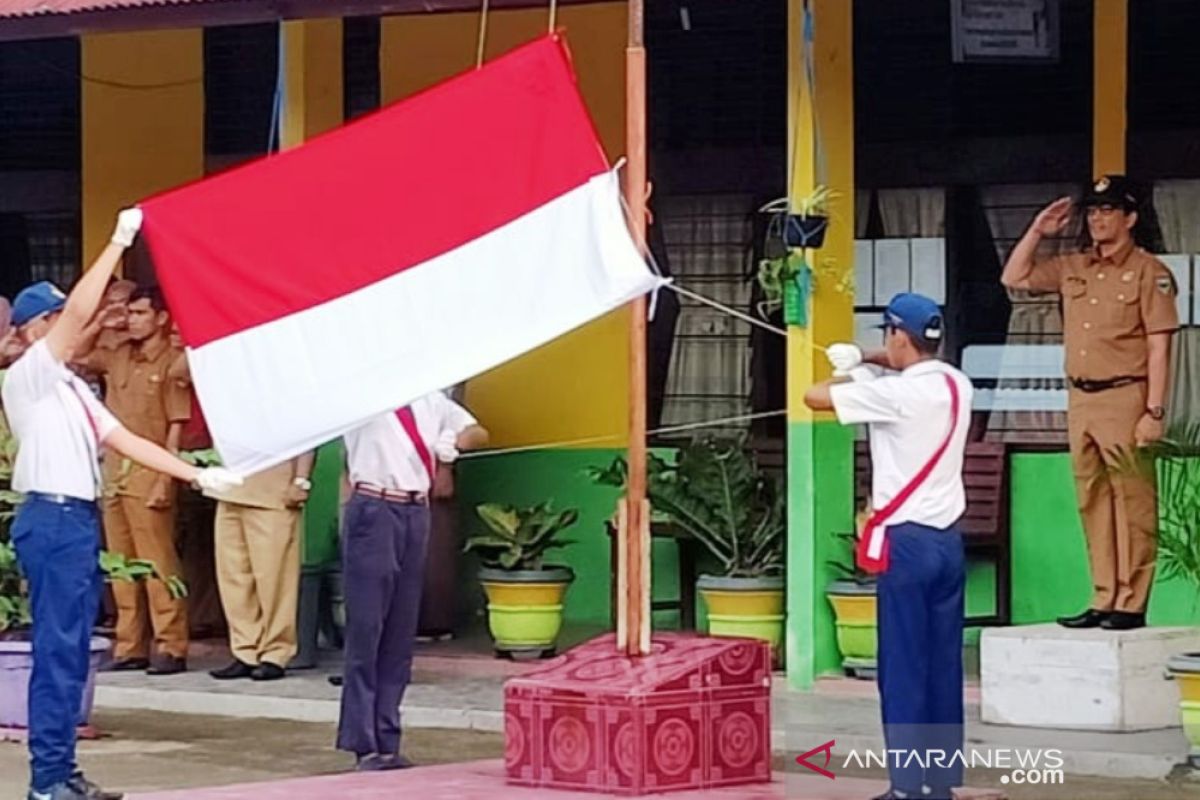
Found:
[698,575,785,665]
[826,579,877,679]
[479,566,574,658]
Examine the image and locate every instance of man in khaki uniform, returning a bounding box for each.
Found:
[1002,175,1179,630]
[81,286,192,672]
[206,455,314,681]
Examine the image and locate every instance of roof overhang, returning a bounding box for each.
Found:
[0,0,603,42]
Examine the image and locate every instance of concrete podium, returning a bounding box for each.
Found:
[981,624,1200,731]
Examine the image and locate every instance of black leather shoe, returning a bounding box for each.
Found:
[67,772,123,800]
[146,655,187,675]
[106,658,149,672]
[329,675,344,687]
[1101,611,1145,630]
[209,660,255,680]
[1057,609,1109,629]
[251,662,286,681]
[378,753,415,770]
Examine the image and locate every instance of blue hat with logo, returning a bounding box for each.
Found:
[12,281,67,327]
[878,292,943,343]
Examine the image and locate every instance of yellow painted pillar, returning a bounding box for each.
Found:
[1093,0,1128,175]
[280,19,344,150]
[786,0,855,689]
[379,4,629,448]
[81,29,203,266]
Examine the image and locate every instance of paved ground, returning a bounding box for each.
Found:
[1,710,1196,800]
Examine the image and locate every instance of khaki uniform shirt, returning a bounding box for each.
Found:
[1026,241,1180,381]
[85,336,190,497]
[207,460,300,511]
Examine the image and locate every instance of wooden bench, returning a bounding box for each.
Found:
[854,440,1011,626]
[606,520,699,631]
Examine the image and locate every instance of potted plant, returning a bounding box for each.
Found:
[590,438,786,659]
[464,501,577,659]
[757,252,811,327]
[1112,423,1200,765]
[0,430,187,733]
[760,186,837,251]
[826,510,878,679]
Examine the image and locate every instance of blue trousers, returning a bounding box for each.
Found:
[11,494,102,792]
[335,496,430,757]
[877,522,965,797]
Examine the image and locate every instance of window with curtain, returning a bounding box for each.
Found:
[1151,180,1200,425]
[657,194,755,436]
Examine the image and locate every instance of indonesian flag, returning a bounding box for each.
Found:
[141,36,658,474]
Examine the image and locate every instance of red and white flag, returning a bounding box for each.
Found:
[141,36,658,474]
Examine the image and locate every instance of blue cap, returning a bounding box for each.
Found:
[12,281,67,327]
[878,292,943,342]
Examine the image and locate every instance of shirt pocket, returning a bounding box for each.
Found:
[1062,276,1088,302]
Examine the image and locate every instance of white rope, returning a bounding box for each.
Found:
[458,409,786,460]
[663,281,789,339]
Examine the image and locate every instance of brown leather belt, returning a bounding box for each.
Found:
[1069,375,1146,393]
[353,483,428,505]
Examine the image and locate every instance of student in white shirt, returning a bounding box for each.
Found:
[804,293,971,800]
[3,210,240,800]
[335,392,487,771]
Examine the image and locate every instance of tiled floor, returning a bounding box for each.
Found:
[130,759,1008,799]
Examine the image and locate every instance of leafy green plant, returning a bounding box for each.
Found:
[178,448,222,467]
[464,502,579,571]
[757,253,806,309]
[1108,422,1200,601]
[0,428,187,637]
[589,438,785,578]
[826,510,875,586]
[759,185,840,219]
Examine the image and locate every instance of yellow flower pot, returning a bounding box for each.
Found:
[826,580,878,678]
[479,567,573,658]
[1168,653,1200,759]
[698,575,785,663]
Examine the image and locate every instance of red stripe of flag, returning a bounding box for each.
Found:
[141,35,607,347]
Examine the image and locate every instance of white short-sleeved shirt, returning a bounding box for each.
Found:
[343,392,478,493]
[2,340,121,501]
[829,360,973,530]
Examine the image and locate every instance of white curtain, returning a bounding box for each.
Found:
[981,183,1079,443]
[877,187,946,238]
[1153,180,1200,425]
[856,189,872,238]
[658,195,754,432]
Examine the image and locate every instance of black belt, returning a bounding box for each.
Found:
[1069,375,1146,393]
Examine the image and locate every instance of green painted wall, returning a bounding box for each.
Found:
[1011,452,1200,626]
[454,448,688,629]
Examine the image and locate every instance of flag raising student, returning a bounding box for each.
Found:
[804,293,972,800]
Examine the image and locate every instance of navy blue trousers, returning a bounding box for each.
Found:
[335,496,430,757]
[11,494,103,792]
[877,522,965,797]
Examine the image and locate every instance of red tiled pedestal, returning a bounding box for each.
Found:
[504,634,771,795]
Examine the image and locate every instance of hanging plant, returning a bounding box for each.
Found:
[757,252,811,327]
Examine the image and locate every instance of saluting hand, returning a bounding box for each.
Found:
[1032,197,1073,237]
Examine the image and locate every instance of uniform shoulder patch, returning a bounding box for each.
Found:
[1156,274,1176,296]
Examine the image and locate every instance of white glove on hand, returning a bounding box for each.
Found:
[434,430,460,464]
[826,343,864,376]
[195,467,243,494]
[111,208,144,248]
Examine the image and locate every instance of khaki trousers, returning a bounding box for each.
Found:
[103,494,189,660]
[1068,383,1158,613]
[214,502,301,667]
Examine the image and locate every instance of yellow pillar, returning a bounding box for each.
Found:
[379,4,628,448]
[280,19,344,150]
[82,29,203,265]
[1093,0,1127,175]
[786,0,855,689]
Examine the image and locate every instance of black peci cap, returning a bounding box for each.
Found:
[1082,175,1138,212]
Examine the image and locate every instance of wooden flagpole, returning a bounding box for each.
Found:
[619,0,651,657]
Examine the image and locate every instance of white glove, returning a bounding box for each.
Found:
[195,467,243,494]
[111,208,144,248]
[434,430,460,464]
[826,343,863,376]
